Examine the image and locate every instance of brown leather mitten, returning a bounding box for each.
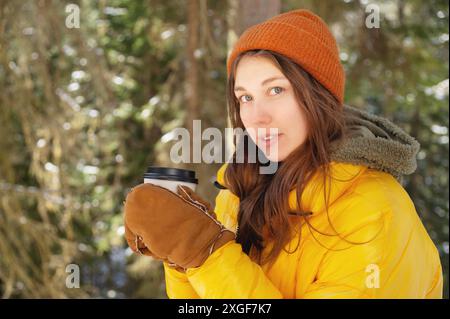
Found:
[123,183,236,271]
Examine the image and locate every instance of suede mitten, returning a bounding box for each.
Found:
[124,183,236,271]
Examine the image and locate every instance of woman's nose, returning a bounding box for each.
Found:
[251,102,272,125]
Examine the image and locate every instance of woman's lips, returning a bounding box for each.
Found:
[258,133,283,148]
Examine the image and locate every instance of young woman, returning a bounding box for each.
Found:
[123,9,443,298]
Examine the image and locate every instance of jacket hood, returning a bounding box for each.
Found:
[330,104,420,183]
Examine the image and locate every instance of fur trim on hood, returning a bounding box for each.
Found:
[330,104,420,183]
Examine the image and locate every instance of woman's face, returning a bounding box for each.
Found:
[234,56,308,162]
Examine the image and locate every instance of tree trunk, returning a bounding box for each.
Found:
[237,0,281,36]
[227,0,281,52]
[185,0,200,134]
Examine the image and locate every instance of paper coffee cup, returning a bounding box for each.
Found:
[143,167,198,193]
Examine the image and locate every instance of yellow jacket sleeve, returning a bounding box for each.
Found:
[186,241,283,298]
[163,262,200,299]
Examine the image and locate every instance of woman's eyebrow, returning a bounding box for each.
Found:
[234,76,287,92]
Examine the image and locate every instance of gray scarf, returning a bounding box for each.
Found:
[330,104,420,184]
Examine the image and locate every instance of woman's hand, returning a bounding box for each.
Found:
[123,183,236,271]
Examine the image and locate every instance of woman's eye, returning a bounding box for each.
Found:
[239,95,252,103]
[270,87,284,95]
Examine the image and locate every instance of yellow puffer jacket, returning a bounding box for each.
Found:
[163,161,443,298]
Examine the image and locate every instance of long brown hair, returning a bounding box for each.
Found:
[224,50,347,267]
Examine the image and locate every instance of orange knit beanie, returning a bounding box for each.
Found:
[227,9,345,104]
